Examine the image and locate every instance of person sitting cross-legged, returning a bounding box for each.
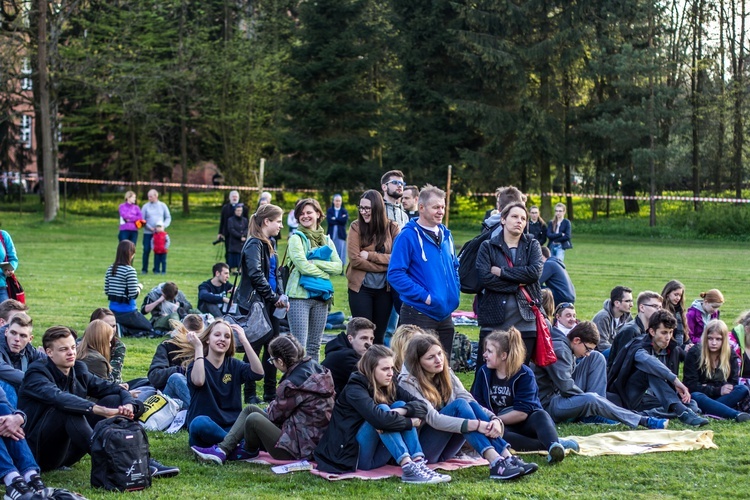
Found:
[534,321,668,429]
[607,311,708,426]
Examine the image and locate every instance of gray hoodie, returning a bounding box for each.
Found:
[592,299,632,352]
[534,328,583,409]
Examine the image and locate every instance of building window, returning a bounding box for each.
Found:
[20,115,32,149]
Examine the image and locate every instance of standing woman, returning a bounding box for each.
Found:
[546,203,571,260]
[286,199,342,361]
[118,191,143,244]
[326,194,349,268]
[0,230,18,303]
[687,289,724,344]
[235,203,287,404]
[398,334,537,479]
[661,280,689,348]
[347,190,400,345]
[683,320,750,422]
[471,328,577,463]
[225,204,248,273]
[527,206,547,247]
[104,240,154,337]
[476,202,543,366]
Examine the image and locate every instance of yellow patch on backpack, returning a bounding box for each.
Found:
[222,374,232,384]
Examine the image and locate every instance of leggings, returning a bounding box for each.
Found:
[503,409,559,452]
[218,405,294,460]
[288,298,328,361]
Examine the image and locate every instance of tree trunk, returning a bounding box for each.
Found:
[730,0,745,198]
[38,0,57,221]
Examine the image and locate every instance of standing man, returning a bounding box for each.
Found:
[539,247,575,306]
[218,190,247,263]
[592,285,633,357]
[326,194,349,269]
[607,291,662,369]
[141,189,172,275]
[381,170,409,229]
[388,185,460,358]
[401,185,420,219]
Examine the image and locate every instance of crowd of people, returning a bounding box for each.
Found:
[0,177,747,496]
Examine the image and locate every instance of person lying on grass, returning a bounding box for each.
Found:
[186,319,264,458]
[192,335,335,463]
[398,333,538,480]
[314,345,450,484]
[470,327,579,464]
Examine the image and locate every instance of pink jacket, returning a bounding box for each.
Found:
[119,202,143,231]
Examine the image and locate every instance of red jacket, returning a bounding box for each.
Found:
[152,232,169,254]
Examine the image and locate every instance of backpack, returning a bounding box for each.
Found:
[450,333,474,372]
[457,222,500,294]
[91,417,151,492]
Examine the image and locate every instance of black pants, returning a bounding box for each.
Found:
[242,302,279,401]
[114,310,154,337]
[348,286,393,345]
[503,409,559,452]
[399,305,455,361]
[26,394,122,472]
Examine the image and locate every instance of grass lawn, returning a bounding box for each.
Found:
[2,204,750,499]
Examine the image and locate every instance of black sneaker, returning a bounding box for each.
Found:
[25,474,49,495]
[736,412,750,423]
[149,458,180,478]
[245,396,262,405]
[4,477,33,500]
[489,456,524,480]
[678,409,709,427]
[263,393,277,403]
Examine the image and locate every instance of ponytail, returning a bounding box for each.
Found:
[485,327,526,377]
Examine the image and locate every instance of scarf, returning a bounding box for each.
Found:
[297,225,326,248]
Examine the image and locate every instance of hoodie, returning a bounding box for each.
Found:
[321,332,361,398]
[592,299,633,352]
[540,256,575,305]
[686,299,720,344]
[534,328,584,409]
[387,219,460,321]
[471,363,543,416]
[0,334,46,387]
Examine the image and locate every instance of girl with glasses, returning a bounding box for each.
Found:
[346,190,400,345]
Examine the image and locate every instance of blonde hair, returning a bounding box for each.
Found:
[249,204,283,256]
[167,318,204,369]
[700,319,731,381]
[390,324,426,373]
[124,190,136,201]
[357,345,397,405]
[196,319,236,361]
[700,289,724,306]
[403,334,452,408]
[484,328,526,378]
[736,311,750,348]
[77,320,113,374]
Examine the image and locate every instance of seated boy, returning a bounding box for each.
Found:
[607,311,708,426]
[0,385,49,499]
[0,313,45,408]
[535,321,667,429]
[321,317,374,397]
[141,282,193,332]
[18,326,180,476]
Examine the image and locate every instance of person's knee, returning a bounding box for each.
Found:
[375,403,391,412]
[444,398,472,418]
[189,416,212,434]
[736,385,750,397]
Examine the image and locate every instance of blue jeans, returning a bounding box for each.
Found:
[164,373,190,409]
[356,402,424,470]
[142,233,153,272]
[0,381,18,409]
[692,385,750,420]
[118,230,138,245]
[0,402,37,478]
[419,399,509,463]
[550,243,565,261]
[0,288,8,303]
[188,416,231,447]
[153,253,167,273]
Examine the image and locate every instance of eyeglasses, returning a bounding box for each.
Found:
[642,303,662,310]
[358,206,372,213]
[268,357,278,365]
[583,344,594,354]
[386,180,406,187]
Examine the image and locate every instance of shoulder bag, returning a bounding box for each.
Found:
[0,232,24,304]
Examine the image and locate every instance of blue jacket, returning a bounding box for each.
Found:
[326,206,349,241]
[387,219,460,321]
[540,256,575,305]
[547,218,571,246]
[471,364,543,416]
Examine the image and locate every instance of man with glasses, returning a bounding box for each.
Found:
[607,310,708,426]
[535,321,668,429]
[607,291,663,369]
[593,285,633,357]
[380,170,409,229]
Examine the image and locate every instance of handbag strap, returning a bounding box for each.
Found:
[503,254,535,306]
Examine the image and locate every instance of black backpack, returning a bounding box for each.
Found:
[457,222,500,294]
[90,417,151,492]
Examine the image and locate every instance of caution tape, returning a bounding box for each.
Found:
[473,191,750,204]
[58,177,321,193]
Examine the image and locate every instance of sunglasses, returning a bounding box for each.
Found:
[386,180,406,187]
[555,302,575,315]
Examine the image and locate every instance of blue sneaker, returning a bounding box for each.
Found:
[547,442,565,463]
[227,444,260,461]
[646,417,669,429]
[580,415,619,425]
[558,438,580,453]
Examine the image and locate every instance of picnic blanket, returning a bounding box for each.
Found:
[310,457,488,481]
[518,430,716,457]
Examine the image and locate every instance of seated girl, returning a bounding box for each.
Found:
[471,328,578,463]
[314,345,449,484]
[191,335,335,463]
[398,334,538,480]
[683,319,750,422]
[186,319,264,452]
[390,324,426,374]
[89,308,126,385]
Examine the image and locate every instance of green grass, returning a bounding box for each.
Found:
[2,204,750,498]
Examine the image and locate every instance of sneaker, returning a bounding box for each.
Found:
[558,438,580,453]
[227,445,260,462]
[25,474,50,495]
[646,417,669,429]
[191,444,227,464]
[245,396,262,405]
[678,409,709,427]
[579,415,619,425]
[489,456,524,480]
[263,393,277,403]
[4,477,33,500]
[509,455,538,476]
[547,442,565,463]
[735,412,750,423]
[415,461,451,483]
[149,458,180,477]
[401,461,444,484]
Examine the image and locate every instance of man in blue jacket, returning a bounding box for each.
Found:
[388,185,460,359]
[539,247,575,306]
